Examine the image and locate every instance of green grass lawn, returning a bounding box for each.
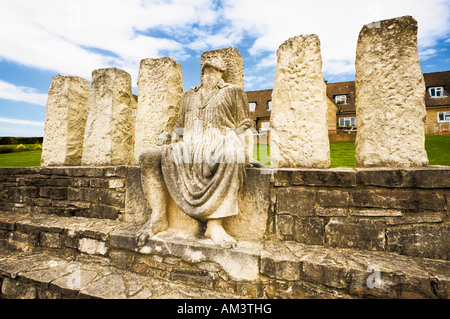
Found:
[0,135,448,168]
[0,150,42,167]
[253,134,449,168]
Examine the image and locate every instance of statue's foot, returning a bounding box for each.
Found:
[205,219,236,249]
[136,219,165,247]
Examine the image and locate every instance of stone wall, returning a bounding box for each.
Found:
[273,167,450,260]
[1,166,448,260]
[0,167,128,220]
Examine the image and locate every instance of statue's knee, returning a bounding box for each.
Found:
[139,148,162,168]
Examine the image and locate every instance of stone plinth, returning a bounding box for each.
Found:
[134,58,183,161]
[201,47,244,88]
[355,16,428,167]
[270,35,330,168]
[41,75,89,166]
[82,68,134,166]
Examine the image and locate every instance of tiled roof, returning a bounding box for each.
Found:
[424,71,450,107]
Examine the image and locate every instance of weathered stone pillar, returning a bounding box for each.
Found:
[81,68,134,166]
[201,47,244,88]
[134,58,183,162]
[41,75,89,166]
[355,16,428,167]
[270,35,331,168]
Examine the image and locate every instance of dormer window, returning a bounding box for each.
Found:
[249,102,256,112]
[428,87,444,98]
[267,100,272,111]
[335,95,347,105]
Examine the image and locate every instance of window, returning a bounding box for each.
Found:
[428,87,445,98]
[335,95,347,105]
[267,100,272,111]
[249,102,256,112]
[260,122,270,132]
[438,112,450,123]
[132,109,136,117]
[339,117,356,127]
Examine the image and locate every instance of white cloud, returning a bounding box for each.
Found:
[0,80,47,106]
[0,0,221,82]
[419,48,438,61]
[0,117,44,127]
[0,0,448,89]
[223,0,450,76]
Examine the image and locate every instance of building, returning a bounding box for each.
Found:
[245,70,450,142]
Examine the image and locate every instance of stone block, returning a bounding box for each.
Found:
[293,217,325,245]
[123,166,149,224]
[350,209,402,217]
[78,238,108,256]
[277,187,316,216]
[317,189,349,207]
[290,168,356,187]
[351,189,391,208]
[39,187,67,200]
[7,231,37,252]
[355,16,428,167]
[1,278,37,299]
[260,243,301,281]
[134,57,183,161]
[224,168,271,241]
[325,218,386,251]
[90,204,120,220]
[270,34,330,168]
[39,232,62,249]
[386,224,449,260]
[390,189,446,211]
[316,208,347,217]
[276,214,294,239]
[108,178,125,189]
[41,75,89,166]
[82,68,134,166]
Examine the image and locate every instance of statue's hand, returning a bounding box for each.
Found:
[158,132,171,145]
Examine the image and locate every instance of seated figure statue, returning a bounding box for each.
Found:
[137,55,261,248]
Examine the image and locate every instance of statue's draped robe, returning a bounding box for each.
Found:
[161,80,252,221]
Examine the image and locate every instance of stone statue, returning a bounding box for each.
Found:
[137,55,261,248]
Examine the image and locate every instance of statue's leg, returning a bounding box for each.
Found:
[137,147,169,246]
[205,219,236,249]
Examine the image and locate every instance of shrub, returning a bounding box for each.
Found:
[0,146,14,154]
[15,144,27,151]
[31,144,42,150]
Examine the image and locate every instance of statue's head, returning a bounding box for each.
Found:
[201,55,227,78]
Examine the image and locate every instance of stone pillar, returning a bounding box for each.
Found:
[134,58,183,162]
[355,16,428,167]
[201,47,244,88]
[270,34,331,168]
[81,68,134,166]
[41,75,89,166]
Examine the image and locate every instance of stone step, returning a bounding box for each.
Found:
[0,246,238,299]
[0,211,449,299]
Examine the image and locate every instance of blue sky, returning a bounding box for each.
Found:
[0,0,449,137]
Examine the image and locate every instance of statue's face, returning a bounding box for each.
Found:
[201,64,224,84]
